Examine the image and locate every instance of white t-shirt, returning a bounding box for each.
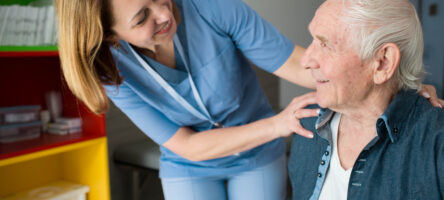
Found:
[319,113,352,200]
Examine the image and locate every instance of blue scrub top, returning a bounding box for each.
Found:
[105,0,295,178]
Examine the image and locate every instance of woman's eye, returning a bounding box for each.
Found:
[136,10,148,25]
[320,42,327,48]
[137,18,145,25]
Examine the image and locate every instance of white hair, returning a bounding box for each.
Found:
[339,0,425,90]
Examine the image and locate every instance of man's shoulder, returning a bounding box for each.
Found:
[414,96,444,125]
[408,96,444,142]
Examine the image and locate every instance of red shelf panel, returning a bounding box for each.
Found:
[0,55,107,161]
[0,51,59,57]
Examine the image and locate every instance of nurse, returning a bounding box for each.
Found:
[54,0,443,199]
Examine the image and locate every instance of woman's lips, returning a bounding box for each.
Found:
[155,20,172,34]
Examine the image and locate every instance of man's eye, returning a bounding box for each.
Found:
[320,42,327,48]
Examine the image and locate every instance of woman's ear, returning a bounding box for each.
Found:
[373,43,401,85]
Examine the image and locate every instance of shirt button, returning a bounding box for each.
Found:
[320,160,325,165]
[317,173,322,178]
[393,128,399,133]
[324,151,329,156]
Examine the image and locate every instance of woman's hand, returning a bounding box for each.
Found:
[419,84,443,108]
[271,92,320,139]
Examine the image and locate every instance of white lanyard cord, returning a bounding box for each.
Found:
[127,35,219,127]
[173,35,214,122]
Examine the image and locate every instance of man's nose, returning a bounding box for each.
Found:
[300,45,319,70]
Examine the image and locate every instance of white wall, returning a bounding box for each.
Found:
[243,0,324,109]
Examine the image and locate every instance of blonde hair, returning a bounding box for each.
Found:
[56,0,180,114]
[55,0,120,114]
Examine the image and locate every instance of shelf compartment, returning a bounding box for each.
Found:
[0,137,110,200]
[0,55,106,160]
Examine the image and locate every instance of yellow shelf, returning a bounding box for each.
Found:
[0,137,104,167]
[0,137,110,200]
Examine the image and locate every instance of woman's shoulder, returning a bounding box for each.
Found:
[185,0,247,19]
[186,0,242,7]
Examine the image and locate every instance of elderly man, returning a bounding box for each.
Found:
[288,0,444,199]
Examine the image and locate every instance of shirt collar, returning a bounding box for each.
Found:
[315,108,335,142]
[314,89,420,143]
[377,89,420,143]
[315,108,334,130]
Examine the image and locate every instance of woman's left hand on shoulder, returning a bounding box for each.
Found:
[270,92,319,139]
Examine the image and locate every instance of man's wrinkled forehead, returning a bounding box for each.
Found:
[309,1,352,49]
[309,1,344,31]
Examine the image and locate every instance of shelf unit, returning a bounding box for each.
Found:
[0,50,110,200]
[0,0,110,198]
[0,1,111,197]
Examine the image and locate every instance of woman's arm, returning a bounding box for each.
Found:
[108,81,319,161]
[163,92,319,161]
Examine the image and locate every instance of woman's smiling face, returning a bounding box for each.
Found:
[110,0,177,50]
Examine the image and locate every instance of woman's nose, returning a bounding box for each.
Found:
[152,4,170,25]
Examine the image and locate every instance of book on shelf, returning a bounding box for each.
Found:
[0,2,57,47]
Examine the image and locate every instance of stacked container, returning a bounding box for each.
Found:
[0,105,41,143]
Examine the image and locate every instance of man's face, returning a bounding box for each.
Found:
[300,1,374,110]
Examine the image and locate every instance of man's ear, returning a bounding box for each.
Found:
[373,43,401,85]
